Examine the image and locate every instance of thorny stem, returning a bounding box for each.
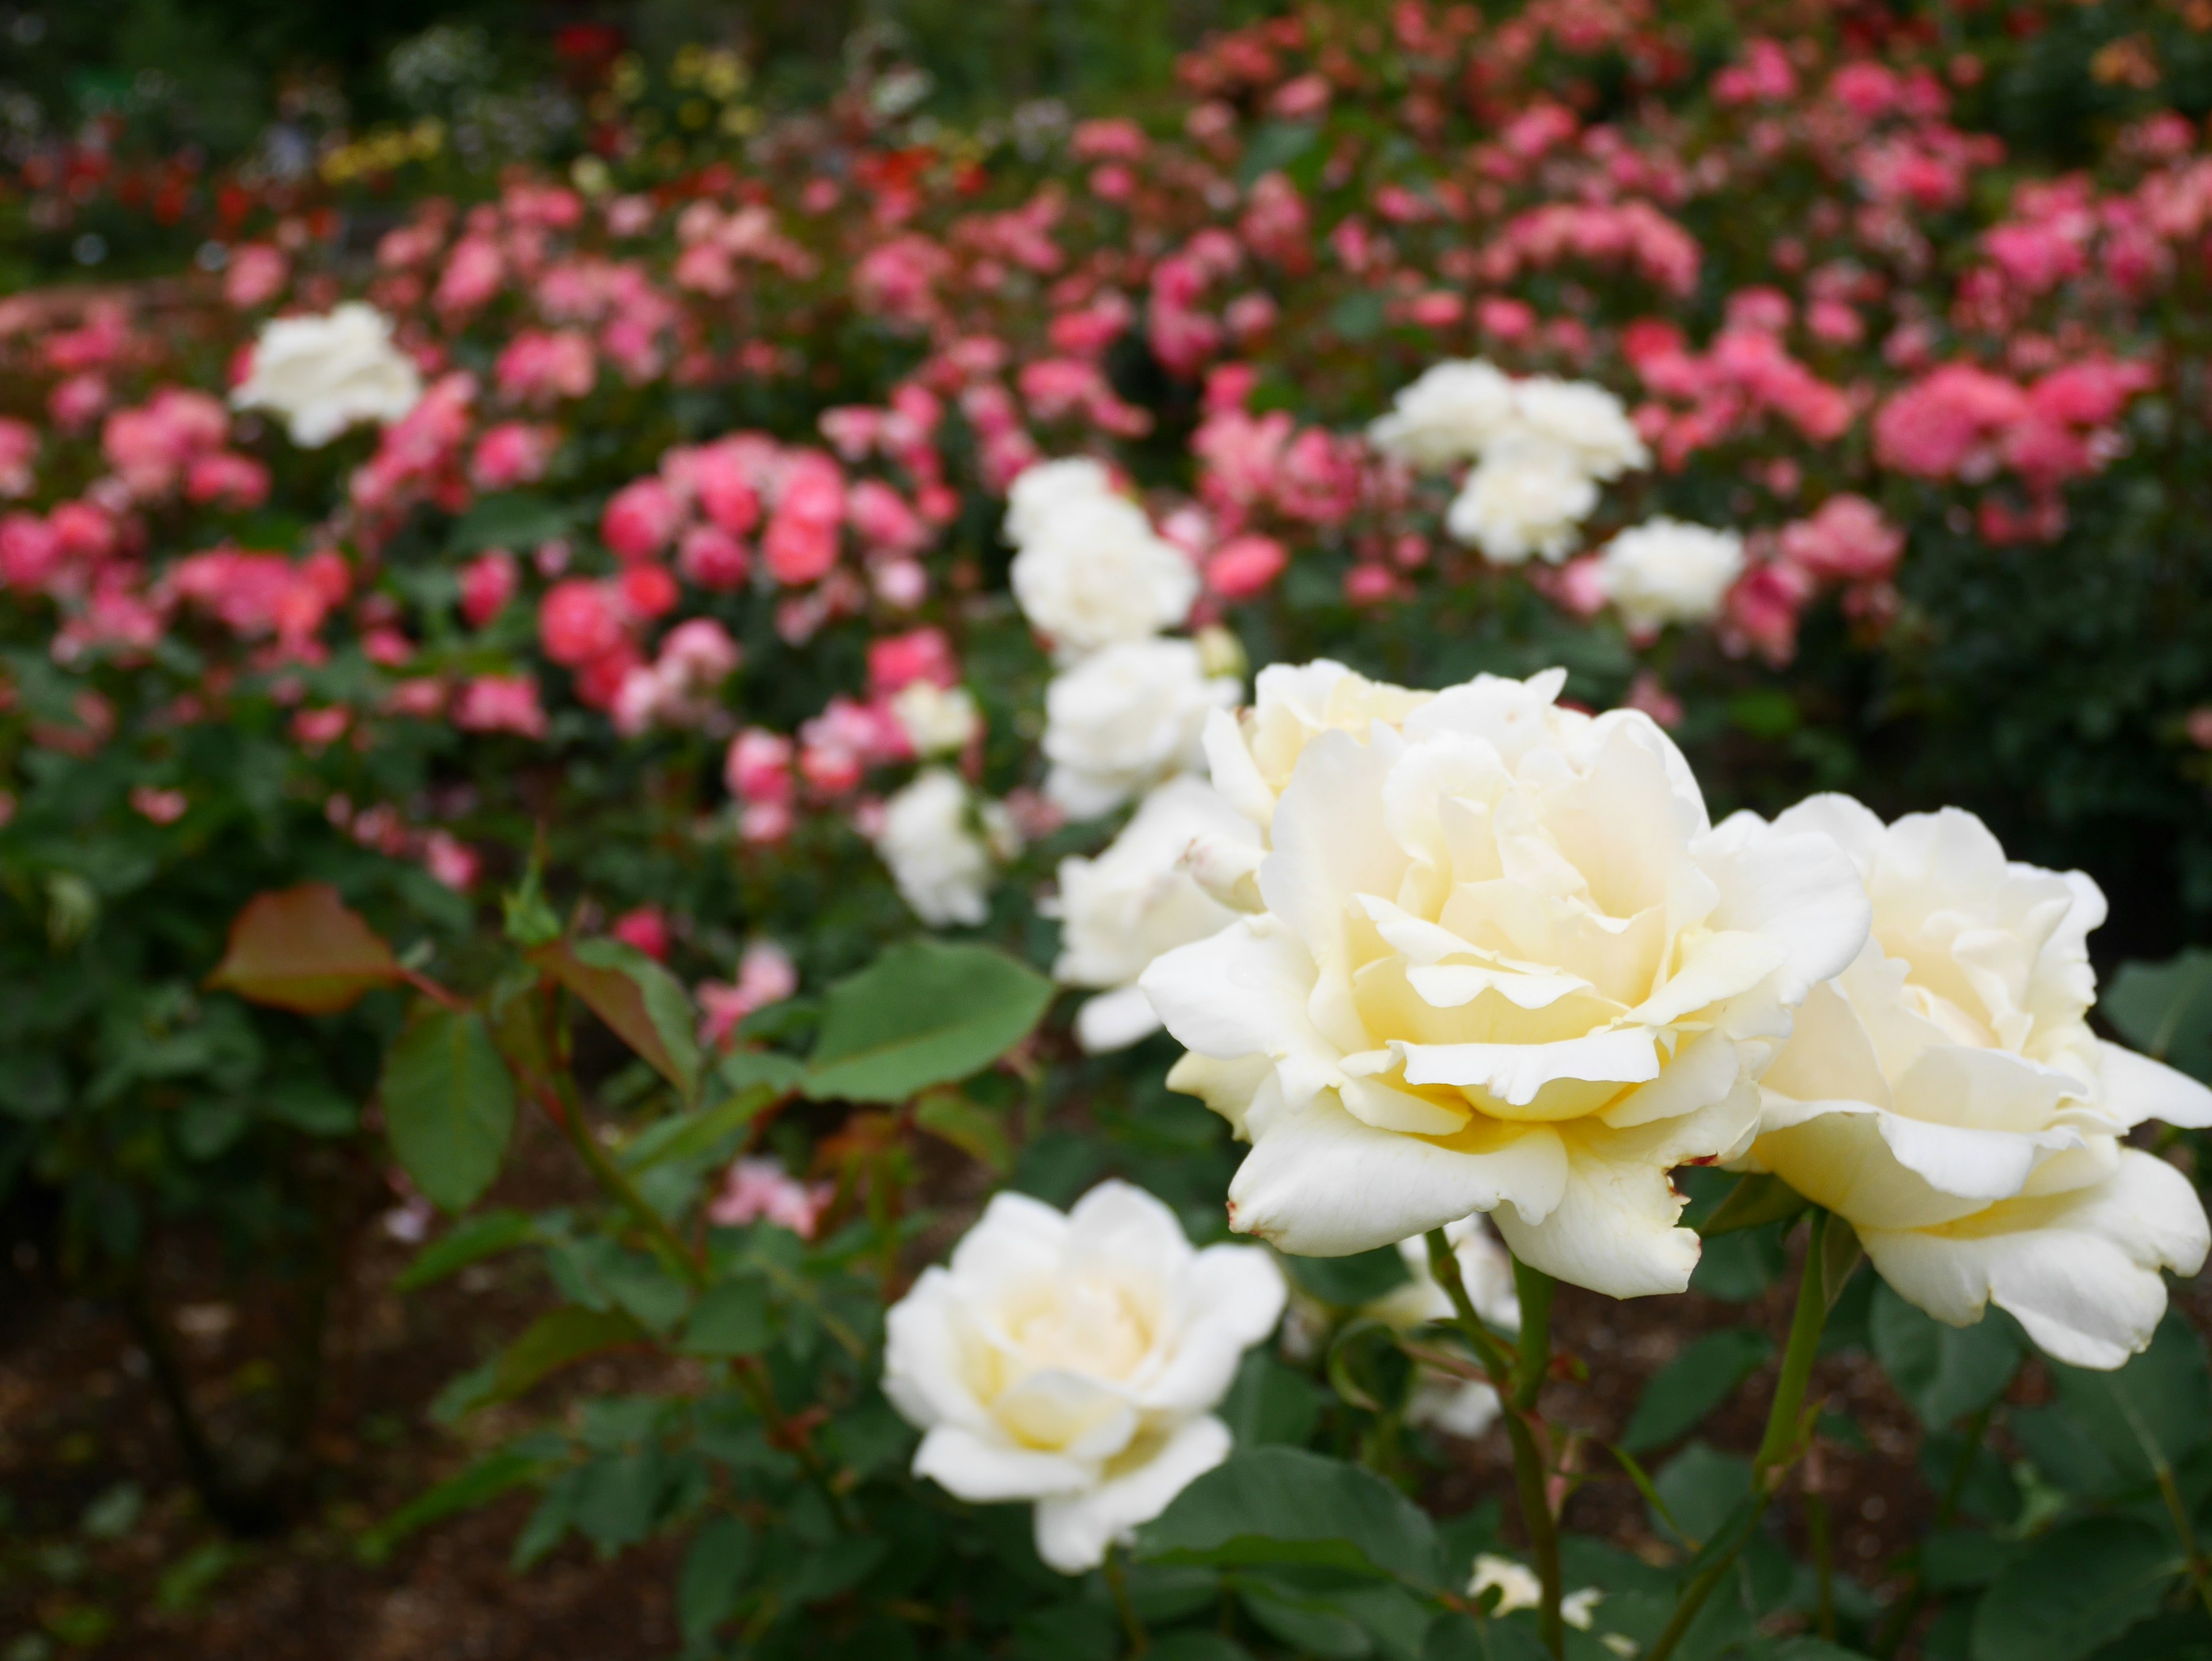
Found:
[1645,1212,1836,1661]
[1103,1545,1149,1657]
[1427,1229,1564,1660]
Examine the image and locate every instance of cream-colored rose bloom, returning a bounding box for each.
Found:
[1506,377,1651,482]
[884,1181,1286,1573]
[1200,660,1435,837]
[892,680,982,757]
[1005,456,1118,546]
[1596,518,1746,632]
[1008,485,1198,659]
[1738,797,2212,1369]
[1043,639,1241,820]
[1445,442,1601,566]
[1368,359,1518,470]
[874,767,1002,928]
[232,303,423,447]
[1140,667,1870,1296]
[1051,777,1261,1054]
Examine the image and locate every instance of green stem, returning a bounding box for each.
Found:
[1427,1229,1563,1660]
[1645,1212,1835,1661]
[1103,1544,1149,1657]
[1806,1490,1836,1642]
[551,1068,708,1290]
[1871,1399,2001,1659]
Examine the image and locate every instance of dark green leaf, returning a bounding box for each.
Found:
[677,1516,755,1642]
[1152,1636,1256,1661]
[1651,1443,1752,1549]
[717,1049,808,1096]
[1621,1329,1775,1454]
[450,491,571,554]
[438,1307,643,1420]
[2104,949,2212,1082]
[380,1006,516,1213]
[914,1089,1013,1172]
[1969,1518,2180,1661]
[804,939,1051,1103]
[1222,1352,1327,1448]
[398,1209,538,1292]
[356,1450,544,1564]
[1870,1283,2024,1428]
[1136,1447,1445,1590]
[2050,1313,2212,1485]
[1284,1246,1414,1308]
[620,1085,777,1174]
[683,1278,771,1358]
[1697,1174,1810,1237]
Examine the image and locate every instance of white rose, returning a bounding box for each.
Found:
[893,681,982,757]
[884,1180,1287,1573]
[1596,518,1746,632]
[1139,665,1870,1296]
[1505,377,1650,482]
[1052,777,1260,1053]
[1739,797,2212,1368]
[1005,456,1119,547]
[1010,494,1199,658]
[1202,660,1436,838]
[1368,360,1518,470]
[875,767,998,928]
[232,302,423,448]
[1444,442,1601,566]
[1044,639,1241,820]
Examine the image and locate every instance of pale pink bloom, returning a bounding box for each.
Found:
[422,831,481,892]
[494,330,596,404]
[869,627,957,694]
[1205,534,1287,600]
[435,237,505,313]
[471,422,555,490]
[184,452,271,510]
[224,244,290,308]
[725,728,794,804]
[1622,672,1684,729]
[453,674,548,738]
[1778,495,1905,582]
[0,418,36,497]
[847,479,929,558]
[706,1157,830,1236]
[130,785,188,824]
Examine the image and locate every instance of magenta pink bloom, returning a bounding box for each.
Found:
[453,674,548,738]
[538,578,627,667]
[601,476,683,562]
[611,905,672,962]
[471,422,555,490]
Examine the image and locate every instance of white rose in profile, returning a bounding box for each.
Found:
[1368,360,1517,470]
[1139,665,1870,1297]
[874,767,1006,928]
[1738,797,2212,1368]
[1010,493,1199,659]
[232,302,423,447]
[1051,777,1260,1053]
[1596,518,1746,633]
[1044,639,1240,820]
[1506,377,1650,482]
[884,1180,1286,1573]
[1445,442,1600,566]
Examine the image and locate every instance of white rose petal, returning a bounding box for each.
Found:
[892,681,982,757]
[1596,517,1746,631]
[874,767,997,928]
[1005,456,1119,547]
[1506,376,1650,481]
[1009,481,1198,657]
[232,302,423,448]
[884,1181,1287,1573]
[1140,665,1870,1297]
[1368,359,1518,470]
[1445,442,1601,566]
[1044,639,1241,820]
[1740,796,2212,1368]
[1053,776,1262,1053]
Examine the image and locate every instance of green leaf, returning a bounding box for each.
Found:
[2104,949,2212,1082]
[1222,1352,1327,1448]
[914,1089,1012,1172]
[1283,1246,1413,1309]
[1150,1636,1256,1661]
[1969,1518,2181,1661]
[2050,1312,2212,1486]
[398,1209,539,1291]
[205,884,404,1014]
[450,490,571,554]
[717,1049,808,1096]
[682,1278,771,1358]
[803,939,1051,1104]
[1696,1174,1810,1237]
[535,938,701,1102]
[1135,1446,1446,1590]
[620,1085,777,1174]
[380,1006,516,1213]
[1870,1282,2023,1428]
[1651,1443,1751,1549]
[437,1307,644,1420]
[1620,1329,1775,1454]
[677,1516,755,1642]
[356,1449,545,1564]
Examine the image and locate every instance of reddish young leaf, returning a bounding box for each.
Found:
[206,884,405,1014]
[531,937,701,1099]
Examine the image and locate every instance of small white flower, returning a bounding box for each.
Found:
[1445,441,1601,565]
[1368,359,1518,470]
[874,768,997,928]
[1010,490,1199,659]
[1052,776,1260,1053]
[1597,517,1746,631]
[1470,1555,1604,1629]
[1044,639,1240,820]
[1507,376,1650,481]
[884,1180,1287,1573]
[232,302,423,447]
[893,681,982,757]
[1005,456,1118,546]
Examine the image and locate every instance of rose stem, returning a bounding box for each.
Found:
[1103,1544,1149,1656]
[1645,1210,1836,1661]
[1426,1229,1565,1660]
